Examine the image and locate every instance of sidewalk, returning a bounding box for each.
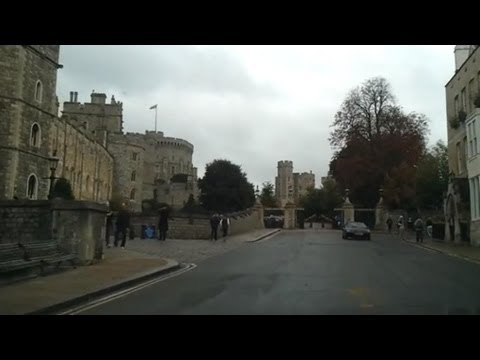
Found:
[0,228,280,315]
[404,234,480,264]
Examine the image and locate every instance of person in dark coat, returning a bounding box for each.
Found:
[105,203,113,248]
[158,206,171,241]
[386,217,393,234]
[115,202,130,249]
[210,213,221,241]
[414,217,424,243]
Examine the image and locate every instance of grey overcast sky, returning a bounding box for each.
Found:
[56,45,455,189]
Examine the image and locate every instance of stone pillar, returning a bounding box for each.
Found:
[253,196,265,229]
[51,200,109,265]
[375,188,386,230]
[284,203,296,229]
[342,189,354,225]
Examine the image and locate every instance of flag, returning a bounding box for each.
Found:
[149,104,157,110]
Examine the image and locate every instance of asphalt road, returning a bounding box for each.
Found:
[77,230,480,315]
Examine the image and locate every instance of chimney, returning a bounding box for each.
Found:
[74,91,78,103]
[455,45,470,71]
[69,91,74,102]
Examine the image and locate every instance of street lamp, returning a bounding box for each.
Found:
[48,154,60,199]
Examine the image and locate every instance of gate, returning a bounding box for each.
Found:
[354,209,376,229]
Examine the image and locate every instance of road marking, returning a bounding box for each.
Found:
[347,288,377,309]
[58,263,197,315]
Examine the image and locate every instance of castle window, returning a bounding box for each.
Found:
[35,80,43,103]
[26,174,38,200]
[30,123,41,147]
[131,171,136,181]
[171,166,175,174]
[86,175,90,193]
[132,152,138,161]
[130,188,136,200]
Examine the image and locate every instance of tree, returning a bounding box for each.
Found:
[260,182,277,207]
[415,140,449,210]
[329,77,429,207]
[51,178,75,200]
[198,159,255,212]
[300,179,343,219]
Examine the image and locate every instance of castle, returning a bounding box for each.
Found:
[0,45,198,211]
[275,161,315,207]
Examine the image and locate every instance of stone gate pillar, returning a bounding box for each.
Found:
[284,203,296,229]
[253,195,265,228]
[343,189,354,225]
[375,188,386,230]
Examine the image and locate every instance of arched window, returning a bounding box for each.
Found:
[35,80,43,103]
[131,171,136,181]
[30,123,41,147]
[171,166,175,175]
[130,188,136,200]
[26,174,38,200]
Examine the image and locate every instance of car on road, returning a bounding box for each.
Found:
[342,222,371,240]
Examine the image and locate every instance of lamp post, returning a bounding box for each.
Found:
[48,154,60,199]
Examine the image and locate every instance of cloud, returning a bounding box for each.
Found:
[57,45,455,190]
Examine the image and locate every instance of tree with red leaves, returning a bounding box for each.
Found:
[329,77,429,208]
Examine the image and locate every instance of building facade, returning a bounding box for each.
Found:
[0,45,198,212]
[445,45,480,245]
[275,160,315,207]
[62,92,199,212]
[0,45,113,203]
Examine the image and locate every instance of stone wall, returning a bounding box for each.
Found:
[125,208,264,240]
[0,200,108,264]
[50,201,109,264]
[0,201,53,244]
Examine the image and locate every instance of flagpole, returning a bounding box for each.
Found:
[155,106,157,133]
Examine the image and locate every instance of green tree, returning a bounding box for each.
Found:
[415,140,449,210]
[260,182,277,207]
[300,179,343,219]
[198,159,255,212]
[51,178,75,200]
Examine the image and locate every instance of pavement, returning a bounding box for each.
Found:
[395,231,480,264]
[0,228,279,315]
[76,229,480,315]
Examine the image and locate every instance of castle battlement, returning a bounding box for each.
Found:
[277,160,293,168]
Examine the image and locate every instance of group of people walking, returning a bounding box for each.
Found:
[386,214,433,242]
[105,203,232,248]
[210,213,230,241]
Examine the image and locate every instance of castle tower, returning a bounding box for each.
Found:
[0,45,63,199]
[62,90,124,142]
[275,160,293,207]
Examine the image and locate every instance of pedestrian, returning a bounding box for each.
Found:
[414,216,424,243]
[426,218,433,238]
[386,216,393,234]
[210,213,220,241]
[105,203,113,248]
[407,217,413,230]
[397,216,405,240]
[114,202,130,249]
[221,215,230,241]
[158,206,171,241]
